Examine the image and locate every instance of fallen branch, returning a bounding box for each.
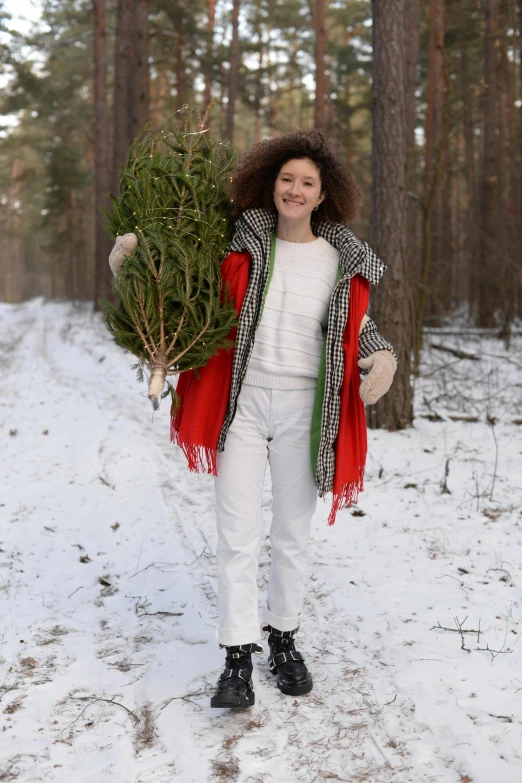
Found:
[138,610,184,618]
[160,688,207,711]
[487,713,513,722]
[440,458,451,495]
[73,695,139,723]
[430,616,482,652]
[430,343,480,360]
[486,568,512,583]
[477,644,512,660]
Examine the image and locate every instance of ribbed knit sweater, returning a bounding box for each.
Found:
[244,236,339,390]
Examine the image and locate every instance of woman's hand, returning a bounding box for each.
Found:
[358,350,397,405]
[108,233,138,276]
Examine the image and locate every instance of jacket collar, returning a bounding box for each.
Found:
[231,208,384,284]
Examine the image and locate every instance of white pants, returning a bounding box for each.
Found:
[214,383,318,646]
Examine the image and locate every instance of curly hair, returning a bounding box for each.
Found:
[228,129,362,227]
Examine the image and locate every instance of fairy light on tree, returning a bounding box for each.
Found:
[99,105,238,411]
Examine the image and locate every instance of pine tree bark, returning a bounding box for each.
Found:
[93,0,112,306]
[129,0,149,139]
[314,0,328,133]
[460,43,477,313]
[174,10,185,110]
[519,0,522,253]
[112,0,133,195]
[3,159,24,303]
[497,0,515,339]
[343,28,353,167]
[478,0,499,327]
[424,0,445,195]
[423,0,446,323]
[513,0,522,318]
[368,0,413,431]
[404,0,421,345]
[203,0,217,113]
[150,68,169,128]
[225,0,241,143]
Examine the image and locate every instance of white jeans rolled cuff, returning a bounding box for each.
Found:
[216,623,262,647]
[262,607,301,633]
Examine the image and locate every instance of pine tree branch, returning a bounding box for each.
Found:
[166,314,186,354]
[166,313,212,371]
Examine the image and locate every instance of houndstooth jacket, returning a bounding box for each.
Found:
[217,208,396,497]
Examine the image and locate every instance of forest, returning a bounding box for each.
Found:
[2,3,522,780]
[1,0,520,335]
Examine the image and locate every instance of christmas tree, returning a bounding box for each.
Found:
[100,106,238,410]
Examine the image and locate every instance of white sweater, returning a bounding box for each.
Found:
[244,236,340,390]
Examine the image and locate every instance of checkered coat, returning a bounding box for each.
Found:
[217,208,395,498]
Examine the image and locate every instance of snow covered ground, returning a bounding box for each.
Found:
[1,298,521,783]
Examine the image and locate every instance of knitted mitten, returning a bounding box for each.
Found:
[108,232,138,276]
[358,349,397,405]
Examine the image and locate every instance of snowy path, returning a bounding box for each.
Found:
[1,299,522,783]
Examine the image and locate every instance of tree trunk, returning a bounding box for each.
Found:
[368,0,413,431]
[150,67,169,128]
[3,159,24,303]
[478,0,499,328]
[343,27,354,167]
[66,187,77,299]
[225,0,241,144]
[203,0,217,114]
[497,0,515,341]
[440,141,454,313]
[404,0,421,346]
[460,43,477,316]
[415,0,449,366]
[314,0,328,132]
[270,85,281,138]
[423,0,446,325]
[174,22,185,110]
[424,0,445,198]
[519,0,522,254]
[112,0,133,195]
[286,39,299,132]
[93,0,112,307]
[513,0,522,318]
[129,0,149,140]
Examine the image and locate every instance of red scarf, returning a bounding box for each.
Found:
[328,268,369,524]
[171,250,369,526]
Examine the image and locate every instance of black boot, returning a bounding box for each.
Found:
[210,642,263,709]
[263,624,313,696]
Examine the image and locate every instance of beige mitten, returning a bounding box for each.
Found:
[108,233,138,276]
[358,350,397,405]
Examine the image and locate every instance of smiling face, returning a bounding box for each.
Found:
[273,157,325,223]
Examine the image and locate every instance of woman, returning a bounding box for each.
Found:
[170,130,397,709]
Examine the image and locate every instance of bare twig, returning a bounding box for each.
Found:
[67,586,84,599]
[486,568,512,583]
[73,695,139,723]
[160,688,207,711]
[430,343,480,360]
[430,617,484,653]
[440,458,451,494]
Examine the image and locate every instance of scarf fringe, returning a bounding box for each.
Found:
[327,467,365,527]
[170,416,218,476]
